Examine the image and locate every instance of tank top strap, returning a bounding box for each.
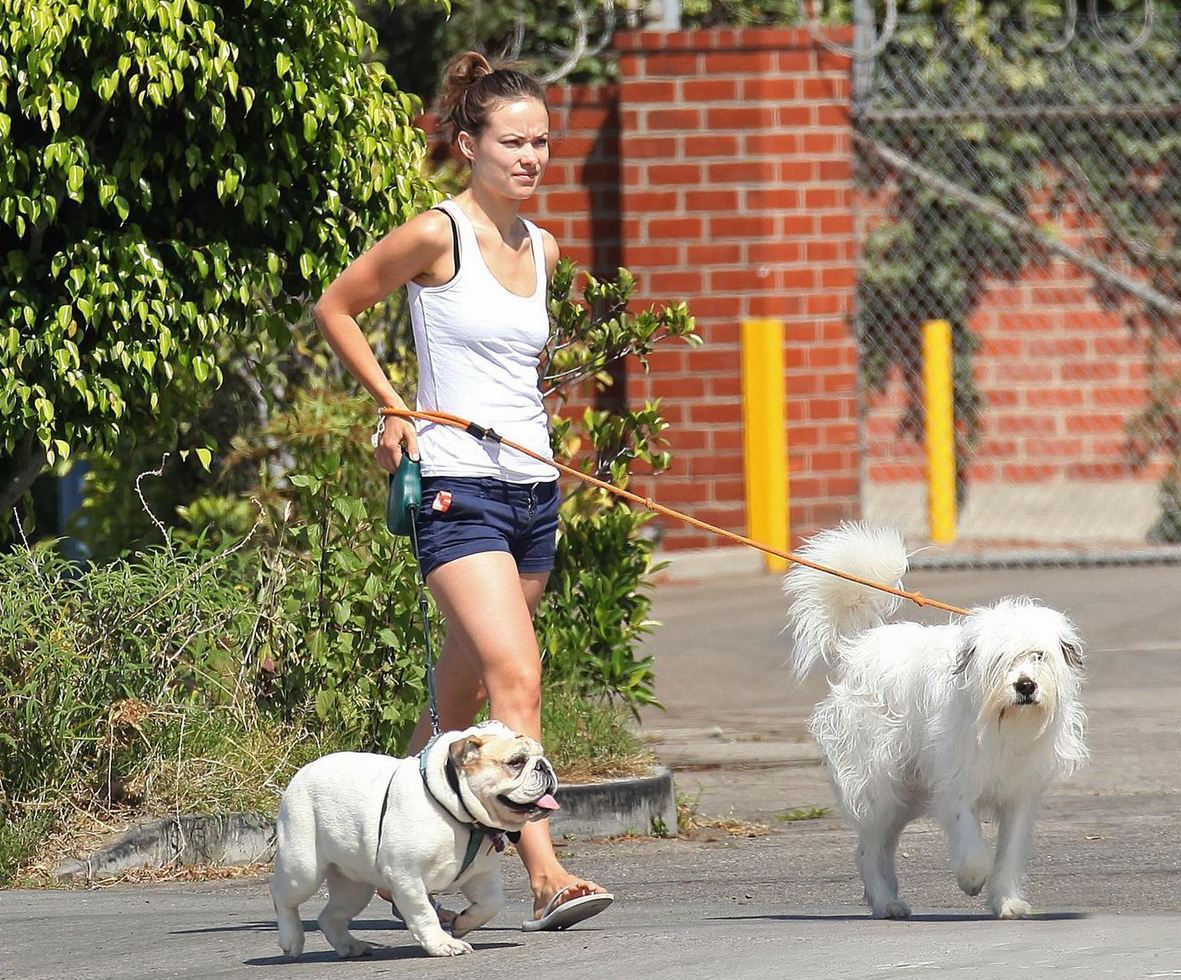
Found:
[434,199,477,272]
[433,199,546,299]
[520,217,547,295]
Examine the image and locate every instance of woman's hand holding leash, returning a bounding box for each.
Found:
[373,405,419,473]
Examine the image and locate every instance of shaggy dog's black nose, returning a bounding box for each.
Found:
[1015,677,1036,699]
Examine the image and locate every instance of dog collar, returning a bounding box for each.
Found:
[374,746,522,882]
[413,738,521,880]
[458,825,521,879]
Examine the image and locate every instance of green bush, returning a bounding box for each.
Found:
[0,498,421,882]
[0,533,318,883]
[227,392,436,752]
[0,540,254,810]
[538,492,663,710]
[0,262,697,882]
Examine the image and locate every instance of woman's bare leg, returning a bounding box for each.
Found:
[416,552,609,918]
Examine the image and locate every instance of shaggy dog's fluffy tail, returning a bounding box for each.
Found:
[784,522,909,678]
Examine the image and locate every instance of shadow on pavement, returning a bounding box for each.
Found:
[713,910,1090,923]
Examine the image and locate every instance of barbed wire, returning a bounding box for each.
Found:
[793,0,1156,60]
[1087,0,1155,55]
[1041,0,1078,53]
[796,0,898,59]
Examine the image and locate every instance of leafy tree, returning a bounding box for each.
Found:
[0,0,444,522]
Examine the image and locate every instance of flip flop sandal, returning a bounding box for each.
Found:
[521,884,615,932]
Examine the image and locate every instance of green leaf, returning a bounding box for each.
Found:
[66,165,85,200]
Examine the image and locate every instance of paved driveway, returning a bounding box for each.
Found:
[2,563,1179,978]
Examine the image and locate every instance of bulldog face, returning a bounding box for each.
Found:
[449,727,560,832]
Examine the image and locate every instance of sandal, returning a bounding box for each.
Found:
[522,883,614,932]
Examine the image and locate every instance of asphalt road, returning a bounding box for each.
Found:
[2,562,1180,979]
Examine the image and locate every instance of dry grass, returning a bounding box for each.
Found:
[90,862,273,886]
[554,750,659,784]
[675,794,771,840]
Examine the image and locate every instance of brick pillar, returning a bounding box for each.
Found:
[616,29,860,552]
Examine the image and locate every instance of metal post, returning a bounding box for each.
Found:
[741,320,789,572]
[852,0,876,111]
[922,320,957,544]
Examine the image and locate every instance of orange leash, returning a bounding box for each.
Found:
[379,407,970,617]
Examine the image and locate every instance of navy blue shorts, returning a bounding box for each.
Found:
[412,477,560,579]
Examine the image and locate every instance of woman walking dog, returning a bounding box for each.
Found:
[313,51,613,932]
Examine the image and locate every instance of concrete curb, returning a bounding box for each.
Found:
[550,766,678,840]
[908,544,1181,569]
[55,812,275,882]
[54,768,678,881]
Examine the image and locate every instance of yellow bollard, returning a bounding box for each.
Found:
[922,319,957,544]
[741,319,789,572]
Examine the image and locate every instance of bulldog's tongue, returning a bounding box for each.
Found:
[535,794,560,813]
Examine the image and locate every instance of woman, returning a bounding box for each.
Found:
[313,51,614,932]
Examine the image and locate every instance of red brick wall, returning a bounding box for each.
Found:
[969,272,1176,485]
[863,217,1181,488]
[610,28,861,550]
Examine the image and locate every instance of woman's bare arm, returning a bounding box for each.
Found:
[313,208,453,468]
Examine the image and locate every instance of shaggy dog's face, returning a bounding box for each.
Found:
[998,643,1081,714]
[953,598,1085,729]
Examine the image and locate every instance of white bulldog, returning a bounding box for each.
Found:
[270,720,560,958]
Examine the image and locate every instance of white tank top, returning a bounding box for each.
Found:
[405,199,556,483]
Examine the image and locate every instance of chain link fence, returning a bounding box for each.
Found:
[851,6,1181,565]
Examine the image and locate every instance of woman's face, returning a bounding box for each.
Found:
[460,98,550,201]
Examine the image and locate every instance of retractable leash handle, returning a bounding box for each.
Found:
[386,454,422,537]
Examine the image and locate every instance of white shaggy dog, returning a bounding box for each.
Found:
[784,523,1087,920]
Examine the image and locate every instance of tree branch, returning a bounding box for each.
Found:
[1,442,49,515]
[855,131,1181,320]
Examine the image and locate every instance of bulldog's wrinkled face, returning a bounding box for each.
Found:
[449,730,560,831]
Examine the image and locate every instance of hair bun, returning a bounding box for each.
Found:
[437,50,547,146]
[439,51,492,117]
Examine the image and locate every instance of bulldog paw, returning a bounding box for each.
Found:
[423,934,474,957]
[277,940,304,960]
[332,938,373,959]
[996,898,1032,920]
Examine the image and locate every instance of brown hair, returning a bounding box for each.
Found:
[438,51,548,145]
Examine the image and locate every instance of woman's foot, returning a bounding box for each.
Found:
[523,876,614,931]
